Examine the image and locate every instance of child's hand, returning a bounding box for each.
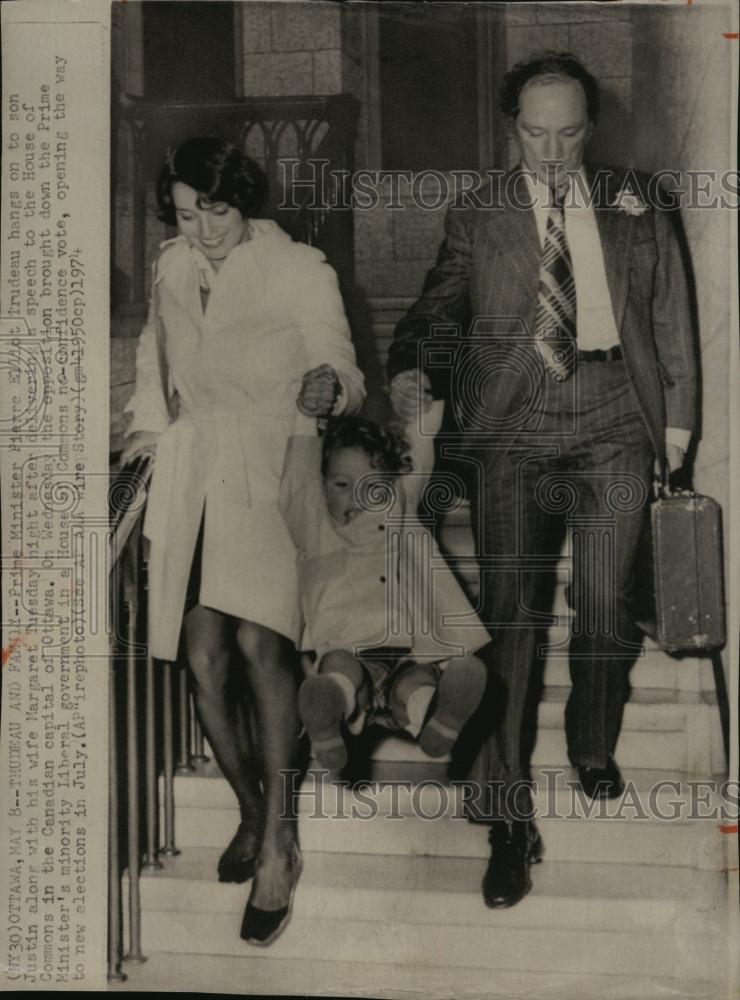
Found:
[297,364,340,417]
[389,370,433,423]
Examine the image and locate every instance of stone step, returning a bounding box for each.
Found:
[538,685,711,724]
[368,295,416,316]
[169,757,729,821]
[343,687,699,737]
[363,759,705,792]
[370,326,395,348]
[197,671,718,779]
[539,683,699,717]
[543,649,693,692]
[135,905,716,979]
[541,625,703,692]
[112,950,725,1000]
[196,691,707,773]
[368,727,687,772]
[170,795,723,869]
[134,848,719,932]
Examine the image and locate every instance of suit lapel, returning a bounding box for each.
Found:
[485,171,540,287]
[482,166,636,334]
[589,164,635,333]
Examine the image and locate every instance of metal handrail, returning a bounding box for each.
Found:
[107,459,194,980]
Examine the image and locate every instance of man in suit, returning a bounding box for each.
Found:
[388,53,696,908]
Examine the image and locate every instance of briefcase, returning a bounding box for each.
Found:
[651,488,725,653]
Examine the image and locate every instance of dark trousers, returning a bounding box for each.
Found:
[466,359,654,821]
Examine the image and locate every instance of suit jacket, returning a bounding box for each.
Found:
[388,165,697,464]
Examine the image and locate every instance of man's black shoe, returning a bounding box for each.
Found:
[528,822,544,864]
[482,820,542,909]
[576,757,625,800]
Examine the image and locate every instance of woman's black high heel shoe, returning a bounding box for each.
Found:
[240,843,303,946]
[218,819,262,884]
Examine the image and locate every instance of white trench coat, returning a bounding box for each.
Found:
[125,220,365,660]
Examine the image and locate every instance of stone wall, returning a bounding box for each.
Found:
[241,2,361,96]
[631,4,734,681]
[240,2,368,158]
[354,3,636,304]
[110,2,368,453]
[114,4,639,307]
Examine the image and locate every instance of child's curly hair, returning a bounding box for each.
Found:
[321,417,412,477]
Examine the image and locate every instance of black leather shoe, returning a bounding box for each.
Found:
[576,757,625,800]
[528,821,544,865]
[218,819,261,884]
[240,844,303,946]
[482,820,542,909]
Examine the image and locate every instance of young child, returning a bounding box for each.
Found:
[280,415,491,772]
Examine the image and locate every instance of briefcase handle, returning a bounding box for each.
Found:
[652,475,696,501]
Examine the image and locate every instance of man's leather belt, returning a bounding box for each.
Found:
[577,345,623,362]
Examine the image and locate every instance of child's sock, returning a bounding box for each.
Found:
[403,685,436,738]
[298,674,353,772]
[419,656,487,758]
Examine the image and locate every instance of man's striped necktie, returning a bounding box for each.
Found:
[534,192,578,381]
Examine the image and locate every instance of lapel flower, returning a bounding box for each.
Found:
[612,186,648,216]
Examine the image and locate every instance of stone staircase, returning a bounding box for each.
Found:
[367,295,417,375]
[116,500,732,999]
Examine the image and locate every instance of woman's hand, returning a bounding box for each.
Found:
[120,430,160,467]
[297,364,340,417]
[389,370,433,423]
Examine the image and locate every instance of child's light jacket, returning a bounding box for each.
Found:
[280,404,491,663]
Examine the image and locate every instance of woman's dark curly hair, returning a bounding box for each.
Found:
[500,51,600,123]
[156,137,268,225]
[321,417,412,477]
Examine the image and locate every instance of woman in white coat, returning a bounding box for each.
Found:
[122,137,365,944]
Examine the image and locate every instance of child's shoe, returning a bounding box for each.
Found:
[419,656,487,758]
[298,675,349,771]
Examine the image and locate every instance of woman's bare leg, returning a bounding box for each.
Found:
[184,605,263,860]
[236,620,302,910]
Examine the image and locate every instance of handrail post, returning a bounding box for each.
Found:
[141,554,163,872]
[191,702,209,764]
[107,640,126,982]
[142,652,163,871]
[123,531,146,965]
[160,659,180,857]
[176,661,195,774]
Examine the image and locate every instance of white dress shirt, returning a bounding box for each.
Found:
[524,168,690,452]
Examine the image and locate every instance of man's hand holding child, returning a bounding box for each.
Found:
[389,369,433,423]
